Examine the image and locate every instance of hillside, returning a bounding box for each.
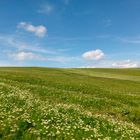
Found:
[0,67,140,140]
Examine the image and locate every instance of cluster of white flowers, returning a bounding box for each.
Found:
[0,81,140,140]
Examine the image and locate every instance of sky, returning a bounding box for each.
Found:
[0,0,140,68]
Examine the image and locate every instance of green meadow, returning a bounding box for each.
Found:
[0,67,140,140]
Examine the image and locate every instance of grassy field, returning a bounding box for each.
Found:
[0,67,140,140]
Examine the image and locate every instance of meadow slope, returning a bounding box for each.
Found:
[0,67,140,140]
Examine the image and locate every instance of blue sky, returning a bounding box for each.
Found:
[0,0,140,68]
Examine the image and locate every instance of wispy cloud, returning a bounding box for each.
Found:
[47,56,81,63]
[112,59,139,68]
[17,22,47,38]
[96,34,111,39]
[8,51,40,61]
[62,0,71,5]
[73,10,94,16]
[0,34,81,64]
[8,51,81,64]
[47,36,94,41]
[121,37,140,44]
[38,3,54,15]
[0,35,56,54]
[79,59,140,68]
[103,19,112,27]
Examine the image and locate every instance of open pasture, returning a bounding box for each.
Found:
[0,67,140,140]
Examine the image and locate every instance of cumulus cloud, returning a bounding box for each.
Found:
[112,60,139,68]
[17,22,47,37]
[82,49,104,60]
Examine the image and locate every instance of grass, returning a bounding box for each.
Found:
[0,67,140,140]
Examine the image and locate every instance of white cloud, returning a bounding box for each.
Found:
[112,60,139,68]
[82,49,104,60]
[0,35,59,55]
[38,3,54,15]
[17,22,47,37]
[8,51,81,64]
[9,51,39,61]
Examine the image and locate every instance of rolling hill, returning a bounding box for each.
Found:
[0,67,140,140]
